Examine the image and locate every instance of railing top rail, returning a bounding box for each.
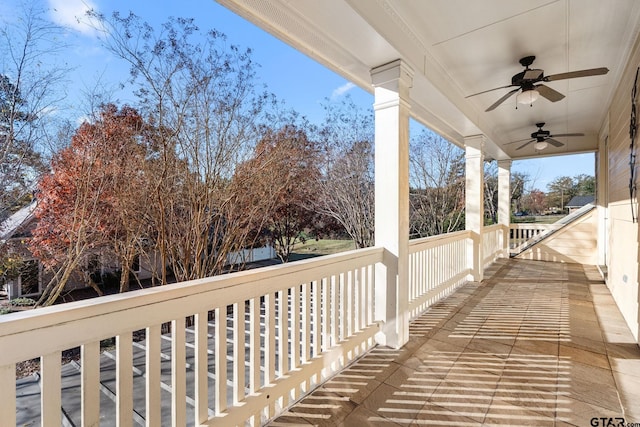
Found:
[409,230,471,252]
[482,223,507,233]
[0,246,384,365]
[510,223,562,230]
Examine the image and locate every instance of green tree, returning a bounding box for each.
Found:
[547,174,595,210]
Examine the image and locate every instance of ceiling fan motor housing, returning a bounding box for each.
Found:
[532,129,550,139]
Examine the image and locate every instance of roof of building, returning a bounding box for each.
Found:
[0,201,37,241]
[565,195,595,208]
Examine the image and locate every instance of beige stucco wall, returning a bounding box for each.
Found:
[600,29,640,341]
[516,209,597,265]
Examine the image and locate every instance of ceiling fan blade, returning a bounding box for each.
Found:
[516,140,534,150]
[523,69,543,80]
[505,138,534,145]
[486,88,520,112]
[546,138,564,147]
[549,132,585,138]
[466,84,517,98]
[544,67,609,82]
[536,84,565,102]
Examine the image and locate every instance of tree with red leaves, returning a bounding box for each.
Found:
[30,104,150,305]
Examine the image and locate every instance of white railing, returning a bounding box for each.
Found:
[0,247,383,427]
[509,224,561,250]
[483,224,508,267]
[2,230,509,427]
[408,230,472,319]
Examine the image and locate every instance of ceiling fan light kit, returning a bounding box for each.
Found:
[516,88,540,105]
[533,140,549,150]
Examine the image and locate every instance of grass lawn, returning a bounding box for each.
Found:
[289,239,356,261]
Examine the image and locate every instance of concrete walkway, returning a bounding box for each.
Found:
[268,259,640,426]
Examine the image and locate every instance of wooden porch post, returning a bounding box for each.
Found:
[371,60,413,349]
[498,159,512,257]
[465,135,485,282]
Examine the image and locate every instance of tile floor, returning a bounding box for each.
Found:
[267,259,640,426]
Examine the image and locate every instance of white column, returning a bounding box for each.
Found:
[498,159,512,257]
[371,60,413,349]
[465,135,485,282]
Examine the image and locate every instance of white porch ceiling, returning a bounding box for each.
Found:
[216,0,640,161]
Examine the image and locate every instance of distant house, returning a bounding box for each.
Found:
[0,201,43,299]
[1,201,277,300]
[565,195,595,214]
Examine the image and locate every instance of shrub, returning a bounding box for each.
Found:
[10,297,37,306]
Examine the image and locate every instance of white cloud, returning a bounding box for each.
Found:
[331,82,355,100]
[47,0,99,36]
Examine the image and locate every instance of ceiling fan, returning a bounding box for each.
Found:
[467,56,609,112]
[506,122,584,151]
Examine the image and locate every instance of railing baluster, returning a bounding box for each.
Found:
[265,293,275,384]
[348,270,354,337]
[116,333,132,427]
[215,307,227,415]
[354,268,360,333]
[233,302,246,405]
[321,277,329,353]
[0,363,15,427]
[302,282,311,363]
[146,325,161,426]
[81,341,100,426]
[249,298,260,393]
[340,272,347,343]
[265,293,276,419]
[194,312,208,424]
[249,298,260,427]
[291,285,300,371]
[172,319,186,426]
[331,275,338,347]
[366,264,372,325]
[41,352,61,426]
[311,280,320,359]
[277,290,286,377]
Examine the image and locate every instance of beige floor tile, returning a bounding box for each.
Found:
[563,362,622,413]
[427,380,493,422]
[482,398,555,426]
[321,372,382,406]
[554,395,625,426]
[284,390,357,427]
[464,337,514,357]
[559,344,611,370]
[337,405,404,427]
[510,338,559,357]
[410,401,482,426]
[268,412,315,426]
[344,359,402,385]
[360,383,423,427]
[614,372,640,419]
[562,334,607,355]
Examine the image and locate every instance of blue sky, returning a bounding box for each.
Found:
[1,0,593,191]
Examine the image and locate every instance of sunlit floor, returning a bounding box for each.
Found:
[267,258,640,426]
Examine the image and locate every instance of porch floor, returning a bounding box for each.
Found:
[268,258,640,426]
